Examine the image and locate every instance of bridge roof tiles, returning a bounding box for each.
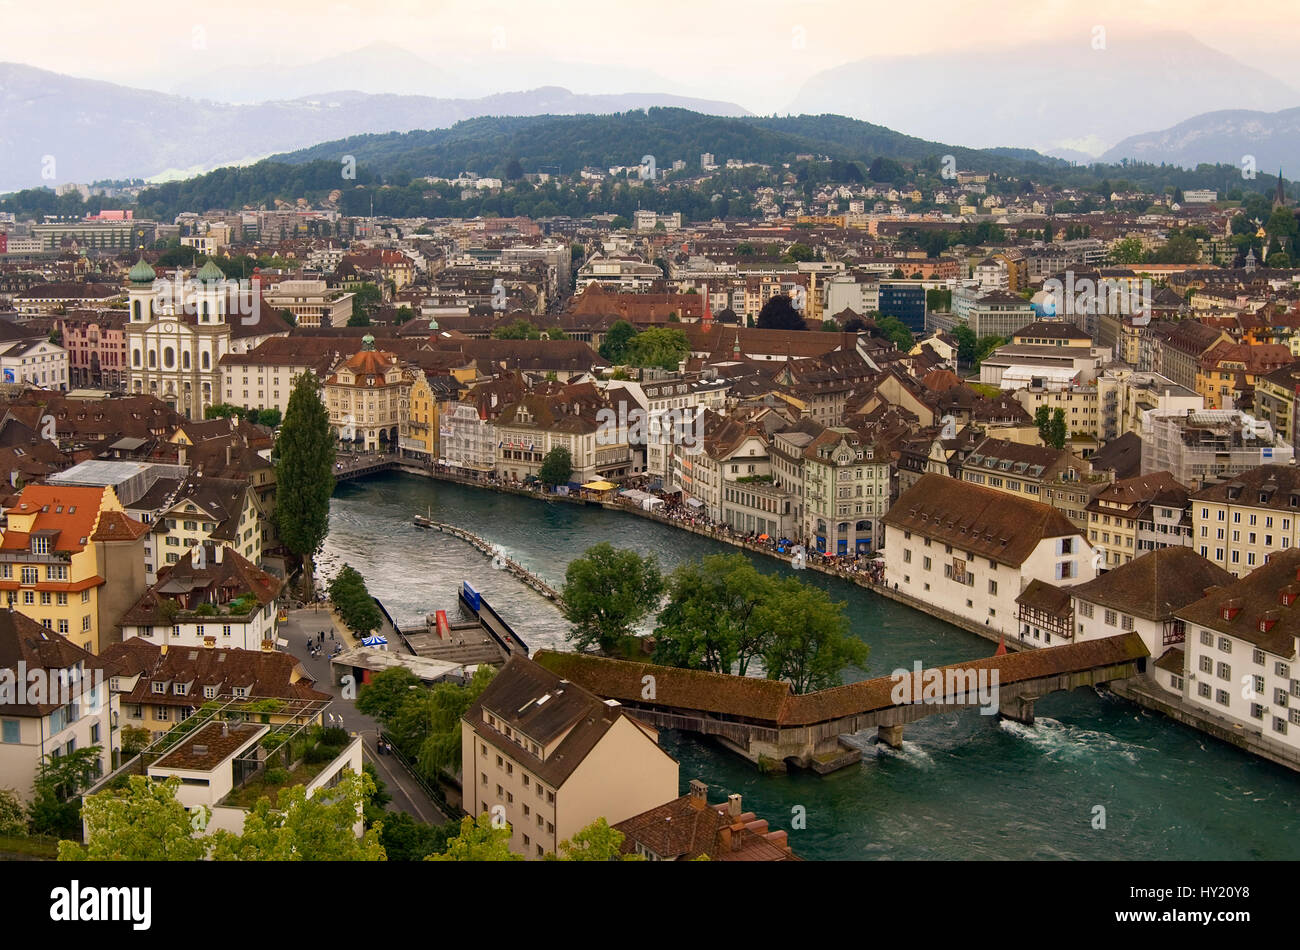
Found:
[534,633,1148,728]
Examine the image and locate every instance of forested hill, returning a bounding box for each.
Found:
[56,109,1292,222]
[270,109,1062,179]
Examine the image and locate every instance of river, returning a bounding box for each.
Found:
[323,471,1300,860]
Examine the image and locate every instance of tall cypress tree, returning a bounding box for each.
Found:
[275,371,335,599]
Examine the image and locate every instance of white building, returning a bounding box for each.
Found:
[117,543,283,652]
[1068,546,1234,661]
[124,259,289,419]
[0,338,69,390]
[439,401,496,474]
[884,474,1099,636]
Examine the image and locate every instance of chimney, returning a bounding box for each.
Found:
[688,779,708,810]
[226,444,233,467]
[213,545,223,564]
[179,445,187,467]
[727,793,742,819]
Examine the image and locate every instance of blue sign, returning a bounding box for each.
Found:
[2,369,12,383]
[462,581,481,611]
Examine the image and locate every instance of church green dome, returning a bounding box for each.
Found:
[128,258,156,284]
[196,259,226,283]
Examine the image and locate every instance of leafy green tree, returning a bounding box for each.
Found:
[953,325,977,366]
[1266,208,1299,240]
[209,770,385,860]
[426,813,522,861]
[60,776,209,861]
[1149,234,1200,264]
[875,315,914,351]
[1108,237,1145,265]
[653,554,769,674]
[378,811,452,860]
[783,242,816,263]
[547,817,641,861]
[560,543,664,653]
[29,746,103,839]
[545,327,568,340]
[328,564,382,634]
[1047,408,1068,450]
[350,283,383,325]
[411,666,495,777]
[0,788,26,837]
[821,319,840,331]
[599,320,638,362]
[625,327,690,370]
[757,576,866,693]
[205,403,245,420]
[120,725,152,757]
[356,666,424,723]
[493,319,542,340]
[538,447,573,487]
[1034,405,1052,443]
[974,334,1005,368]
[276,371,335,599]
[756,294,806,330]
[363,666,494,777]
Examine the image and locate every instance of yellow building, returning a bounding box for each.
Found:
[154,476,263,569]
[401,372,439,461]
[0,485,148,655]
[1195,341,1295,410]
[1086,472,1190,570]
[323,335,416,452]
[1190,465,1300,577]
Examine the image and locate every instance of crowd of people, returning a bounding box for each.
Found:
[413,464,891,587]
[630,496,887,587]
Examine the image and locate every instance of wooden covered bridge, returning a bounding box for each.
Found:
[533,633,1149,773]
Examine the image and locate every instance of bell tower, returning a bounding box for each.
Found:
[127,258,156,323]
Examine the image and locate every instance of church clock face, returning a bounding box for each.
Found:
[161,323,176,334]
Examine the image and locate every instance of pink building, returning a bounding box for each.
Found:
[60,309,130,389]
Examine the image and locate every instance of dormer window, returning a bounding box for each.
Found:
[152,681,167,694]
[204,685,217,699]
[31,537,48,555]
[174,683,188,696]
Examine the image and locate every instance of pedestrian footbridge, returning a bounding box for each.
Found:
[533,633,1149,773]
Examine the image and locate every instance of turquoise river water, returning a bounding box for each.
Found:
[323,472,1300,860]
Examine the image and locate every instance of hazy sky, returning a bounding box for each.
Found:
[3,0,1299,113]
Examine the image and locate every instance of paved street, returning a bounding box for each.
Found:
[280,605,448,827]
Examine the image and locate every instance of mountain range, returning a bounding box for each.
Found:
[5,28,1300,196]
[787,30,1298,159]
[0,62,749,193]
[1101,106,1300,171]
